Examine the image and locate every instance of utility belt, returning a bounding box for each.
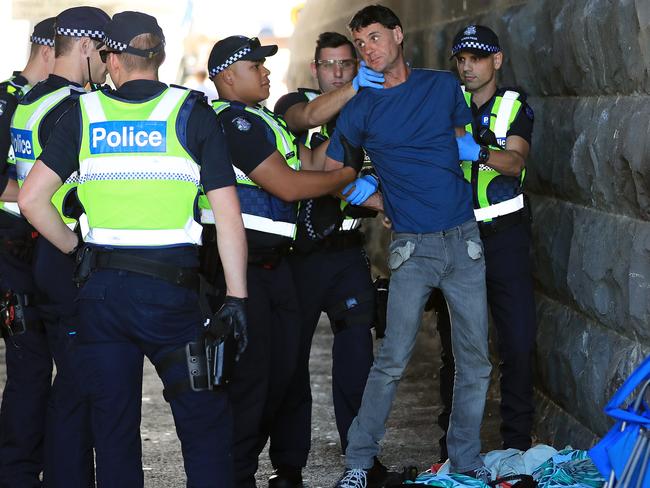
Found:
[247,245,290,269]
[73,246,199,291]
[0,290,43,337]
[477,195,532,239]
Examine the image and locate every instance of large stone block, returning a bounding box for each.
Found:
[531,197,650,343]
[527,97,650,220]
[535,295,650,435]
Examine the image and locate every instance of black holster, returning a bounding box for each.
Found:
[0,289,38,336]
[73,245,95,287]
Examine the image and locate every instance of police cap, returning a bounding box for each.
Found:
[208,36,278,78]
[102,11,165,58]
[55,6,110,40]
[30,17,56,47]
[451,24,501,59]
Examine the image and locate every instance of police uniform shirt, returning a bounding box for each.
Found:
[217,103,278,175]
[470,87,534,146]
[0,72,30,198]
[40,80,236,266]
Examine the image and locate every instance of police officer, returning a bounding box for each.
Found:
[206,35,363,487]
[269,32,387,487]
[6,8,111,487]
[19,11,249,488]
[0,17,55,488]
[437,24,537,455]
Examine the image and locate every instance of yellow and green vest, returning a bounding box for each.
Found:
[203,100,300,244]
[0,75,31,216]
[77,87,203,247]
[8,85,83,226]
[460,88,526,221]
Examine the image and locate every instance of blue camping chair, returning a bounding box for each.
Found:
[589,355,650,488]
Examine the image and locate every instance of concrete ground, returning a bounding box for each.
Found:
[0,311,502,487]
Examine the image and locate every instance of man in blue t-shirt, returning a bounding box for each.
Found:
[326,5,492,487]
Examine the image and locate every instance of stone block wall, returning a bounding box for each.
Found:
[287,0,650,448]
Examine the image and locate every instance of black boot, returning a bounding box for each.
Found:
[268,465,303,488]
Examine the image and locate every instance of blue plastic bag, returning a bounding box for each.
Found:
[589,355,650,488]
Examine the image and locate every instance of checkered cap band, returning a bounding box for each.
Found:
[103,37,129,52]
[56,27,104,39]
[453,41,500,54]
[209,47,252,77]
[30,35,54,47]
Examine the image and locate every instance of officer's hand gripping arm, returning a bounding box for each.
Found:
[456,132,481,161]
[342,174,378,206]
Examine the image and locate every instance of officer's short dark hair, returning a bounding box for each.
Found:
[314,32,356,62]
[54,34,79,57]
[348,4,402,33]
[119,33,165,72]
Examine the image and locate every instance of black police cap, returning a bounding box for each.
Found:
[56,6,110,40]
[30,17,55,47]
[102,11,165,58]
[207,36,278,78]
[451,24,501,59]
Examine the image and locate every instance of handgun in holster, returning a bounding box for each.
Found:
[73,245,94,287]
[0,290,28,336]
[205,330,237,388]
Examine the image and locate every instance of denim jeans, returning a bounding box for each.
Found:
[345,219,491,473]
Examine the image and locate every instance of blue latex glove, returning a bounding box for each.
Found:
[342,175,378,206]
[352,61,384,91]
[456,132,481,161]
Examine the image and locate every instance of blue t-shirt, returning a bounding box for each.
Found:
[327,69,474,233]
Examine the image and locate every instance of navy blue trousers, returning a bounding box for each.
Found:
[220,259,301,488]
[436,222,537,454]
[32,237,94,488]
[74,269,233,488]
[268,245,374,469]
[0,236,51,488]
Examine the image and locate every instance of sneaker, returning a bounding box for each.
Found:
[461,465,492,484]
[335,468,368,488]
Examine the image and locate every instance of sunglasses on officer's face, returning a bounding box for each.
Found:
[99,50,121,63]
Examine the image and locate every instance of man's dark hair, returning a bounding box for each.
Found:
[54,34,79,57]
[348,4,402,32]
[314,32,356,62]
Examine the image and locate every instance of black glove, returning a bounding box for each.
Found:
[340,134,364,174]
[214,296,248,360]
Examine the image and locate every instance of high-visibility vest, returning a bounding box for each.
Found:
[203,100,300,244]
[8,85,84,226]
[0,75,31,216]
[77,87,203,247]
[460,87,526,222]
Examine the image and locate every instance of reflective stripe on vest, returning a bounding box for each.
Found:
[78,87,203,247]
[207,100,299,239]
[460,87,524,217]
[6,85,83,223]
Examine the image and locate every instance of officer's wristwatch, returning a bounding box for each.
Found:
[477,145,490,164]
